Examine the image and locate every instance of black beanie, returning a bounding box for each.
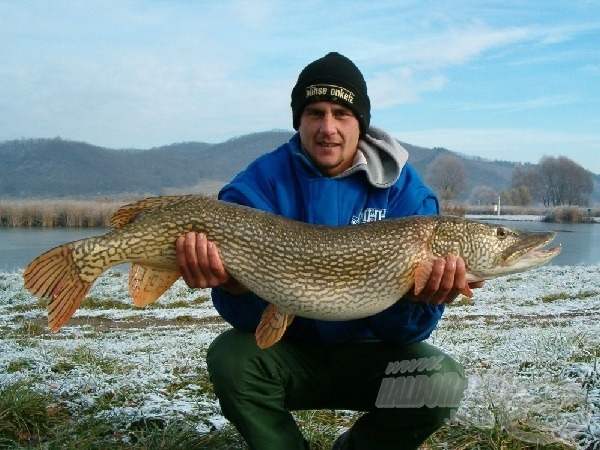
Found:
[291,52,371,135]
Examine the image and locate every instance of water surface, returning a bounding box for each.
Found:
[1,220,599,272]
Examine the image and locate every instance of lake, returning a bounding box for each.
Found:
[1,220,599,272]
[474,218,600,266]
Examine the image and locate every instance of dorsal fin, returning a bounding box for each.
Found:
[110,195,196,228]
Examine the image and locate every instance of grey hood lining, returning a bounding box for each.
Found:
[334,126,408,188]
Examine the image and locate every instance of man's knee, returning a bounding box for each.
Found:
[206,328,285,398]
[207,329,256,384]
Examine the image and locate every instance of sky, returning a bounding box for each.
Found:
[1,1,599,174]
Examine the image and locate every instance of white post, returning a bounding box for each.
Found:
[497,195,501,216]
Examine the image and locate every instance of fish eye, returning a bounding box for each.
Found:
[496,227,508,239]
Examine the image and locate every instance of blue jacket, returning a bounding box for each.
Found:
[211,131,443,345]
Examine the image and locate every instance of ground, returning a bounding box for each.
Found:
[0,265,598,449]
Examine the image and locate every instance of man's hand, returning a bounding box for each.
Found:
[406,255,484,305]
[175,232,248,295]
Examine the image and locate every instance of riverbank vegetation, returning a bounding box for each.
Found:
[0,198,597,227]
[0,199,125,227]
[453,204,599,223]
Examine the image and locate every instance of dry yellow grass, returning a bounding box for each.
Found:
[0,199,126,227]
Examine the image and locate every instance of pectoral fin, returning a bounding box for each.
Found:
[414,260,434,295]
[255,304,294,349]
[129,263,181,307]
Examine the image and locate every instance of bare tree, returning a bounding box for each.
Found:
[539,156,593,206]
[468,185,497,206]
[512,157,593,206]
[511,165,542,201]
[425,154,467,206]
[507,185,533,206]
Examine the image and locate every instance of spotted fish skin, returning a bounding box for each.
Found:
[23,195,560,346]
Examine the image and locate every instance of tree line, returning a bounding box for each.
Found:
[425,154,594,208]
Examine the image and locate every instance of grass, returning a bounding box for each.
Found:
[423,423,573,449]
[0,389,577,450]
[0,383,65,446]
[0,380,246,450]
[1,269,598,449]
[539,289,600,303]
[76,294,210,311]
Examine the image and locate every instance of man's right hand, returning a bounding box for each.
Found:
[175,232,248,294]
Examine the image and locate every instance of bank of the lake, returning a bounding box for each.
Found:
[1,216,599,272]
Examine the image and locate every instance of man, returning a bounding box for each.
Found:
[176,52,482,450]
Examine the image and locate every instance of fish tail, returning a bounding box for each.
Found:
[23,244,95,332]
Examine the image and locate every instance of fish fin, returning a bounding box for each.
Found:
[413,260,434,295]
[129,263,181,307]
[255,304,294,349]
[110,195,195,228]
[23,244,94,333]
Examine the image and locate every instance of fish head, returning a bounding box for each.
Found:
[430,217,561,281]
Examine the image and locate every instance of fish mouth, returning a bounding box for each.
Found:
[501,231,562,269]
[467,231,562,282]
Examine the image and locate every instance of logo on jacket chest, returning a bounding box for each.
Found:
[351,208,387,224]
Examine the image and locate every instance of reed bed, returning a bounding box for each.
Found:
[0,199,126,228]
[446,204,598,223]
[1,199,597,227]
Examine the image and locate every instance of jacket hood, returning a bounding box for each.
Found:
[335,126,408,188]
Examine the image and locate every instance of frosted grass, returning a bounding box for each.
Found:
[1,265,599,448]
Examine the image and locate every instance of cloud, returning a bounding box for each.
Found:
[360,23,540,109]
[369,69,446,108]
[1,1,598,155]
[455,95,580,112]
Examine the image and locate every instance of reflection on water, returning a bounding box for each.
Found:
[1,220,599,272]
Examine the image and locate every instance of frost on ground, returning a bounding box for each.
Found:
[1,265,599,449]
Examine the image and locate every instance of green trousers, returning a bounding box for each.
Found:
[206,329,466,450]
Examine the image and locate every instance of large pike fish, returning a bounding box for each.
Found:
[23,195,560,348]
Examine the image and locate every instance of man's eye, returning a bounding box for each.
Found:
[305,110,323,117]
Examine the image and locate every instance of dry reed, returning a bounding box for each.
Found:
[0,200,125,228]
[1,199,596,227]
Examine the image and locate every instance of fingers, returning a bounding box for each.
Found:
[175,234,194,286]
[205,239,229,285]
[175,232,229,289]
[413,255,472,305]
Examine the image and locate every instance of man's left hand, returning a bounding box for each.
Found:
[406,255,484,305]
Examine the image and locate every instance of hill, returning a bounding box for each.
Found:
[1,133,598,204]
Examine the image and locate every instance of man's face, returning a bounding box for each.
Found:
[298,101,361,177]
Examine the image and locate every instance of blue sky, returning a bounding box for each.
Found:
[1,1,599,173]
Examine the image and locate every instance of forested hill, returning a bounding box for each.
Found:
[1,132,598,204]
[0,132,295,198]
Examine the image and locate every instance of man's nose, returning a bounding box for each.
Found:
[319,113,336,134]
